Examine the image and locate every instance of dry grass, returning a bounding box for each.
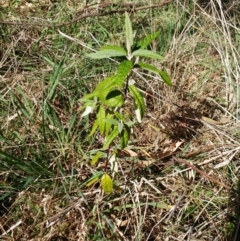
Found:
[0,0,240,240]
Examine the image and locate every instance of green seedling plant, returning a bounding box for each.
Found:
[80,12,172,194]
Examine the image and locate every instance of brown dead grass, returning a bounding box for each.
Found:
[1,0,240,240]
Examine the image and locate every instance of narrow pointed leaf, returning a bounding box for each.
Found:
[93,61,131,97]
[101,174,113,195]
[82,60,133,103]
[91,151,104,166]
[82,76,117,101]
[117,60,133,80]
[86,177,99,187]
[137,62,172,85]
[102,90,124,107]
[137,31,160,49]
[120,125,130,148]
[158,70,172,86]
[128,84,145,123]
[97,106,105,134]
[115,112,125,121]
[118,121,123,133]
[97,60,132,93]
[105,113,114,136]
[95,60,132,106]
[87,47,126,59]
[95,76,118,94]
[100,45,127,54]
[103,126,119,149]
[137,61,160,73]
[85,171,103,187]
[80,92,96,100]
[125,12,133,54]
[132,49,163,60]
[89,119,99,136]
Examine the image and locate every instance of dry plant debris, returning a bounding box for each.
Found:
[0,0,240,240]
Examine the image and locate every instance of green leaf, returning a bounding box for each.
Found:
[137,62,172,85]
[100,45,127,54]
[97,106,106,134]
[89,105,106,136]
[137,31,160,49]
[118,121,123,133]
[89,60,132,106]
[105,118,119,126]
[80,91,97,101]
[86,177,99,187]
[128,84,145,123]
[132,49,164,60]
[102,90,124,107]
[158,70,172,86]
[85,171,103,187]
[117,60,133,80]
[82,76,116,101]
[114,112,125,121]
[103,126,119,149]
[105,113,114,136]
[86,47,126,59]
[81,60,133,104]
[125,12,133,55]
[101,173,113,195]
[95,76,119,95]
[89,119,99,136]
[91,151,104,166]
[120,125,130,148]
